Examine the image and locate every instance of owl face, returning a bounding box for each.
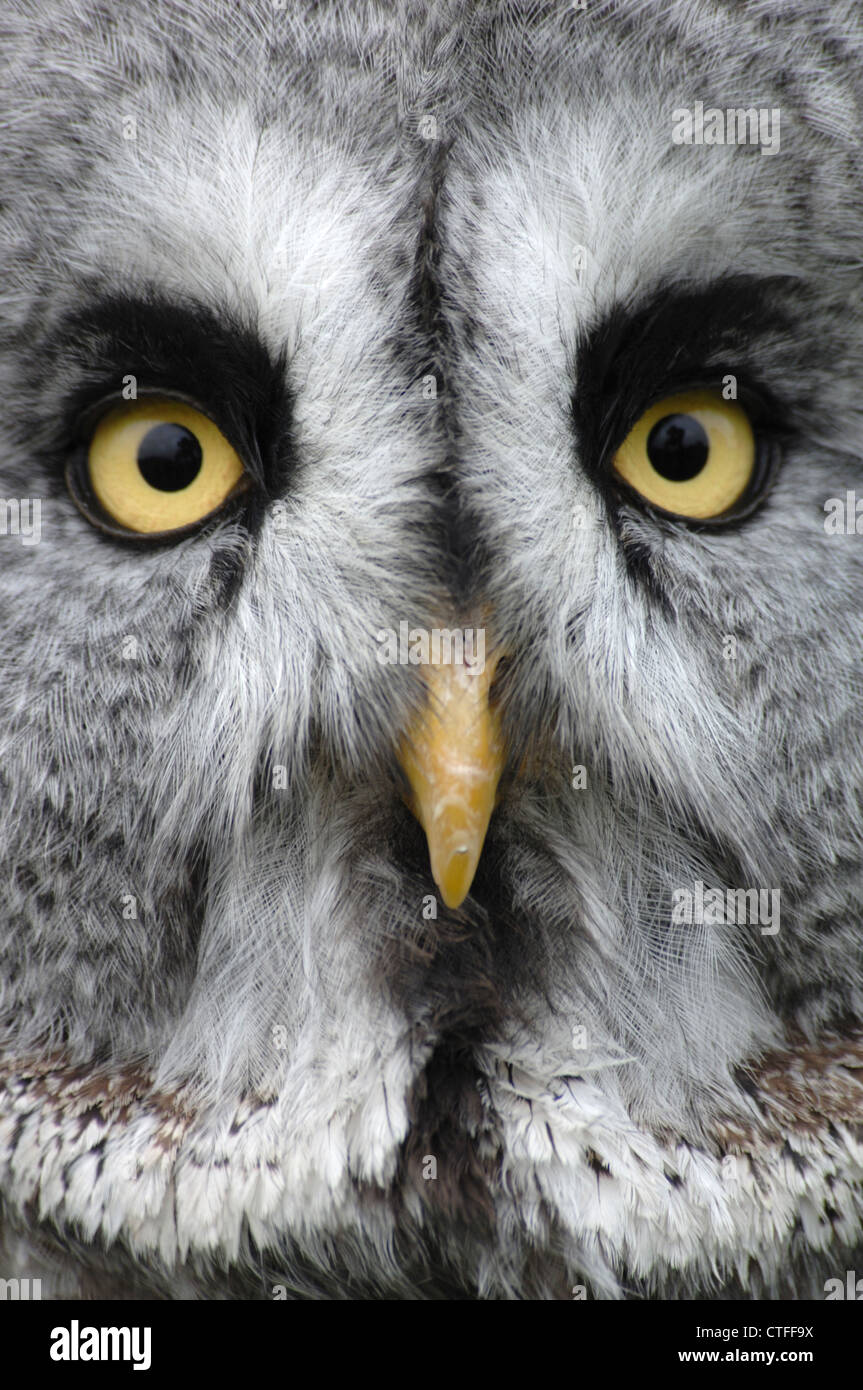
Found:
[1,0,863,1300]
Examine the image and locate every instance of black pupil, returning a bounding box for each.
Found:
[137,423,203,492]
[646,413,709,482]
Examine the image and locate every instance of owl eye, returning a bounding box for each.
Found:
[611,388,757,520]
[72,397,249,536]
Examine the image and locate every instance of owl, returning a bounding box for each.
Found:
[1,0,862,1303]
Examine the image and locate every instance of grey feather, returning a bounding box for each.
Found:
[0,0,862,1299]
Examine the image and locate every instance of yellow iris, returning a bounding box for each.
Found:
[86,398,246,534]
[612,389,755,520]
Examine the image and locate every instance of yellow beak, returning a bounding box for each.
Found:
[398,650,505,910]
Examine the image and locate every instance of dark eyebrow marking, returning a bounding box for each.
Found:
[51,289,295,501]
[571,273,798,472]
